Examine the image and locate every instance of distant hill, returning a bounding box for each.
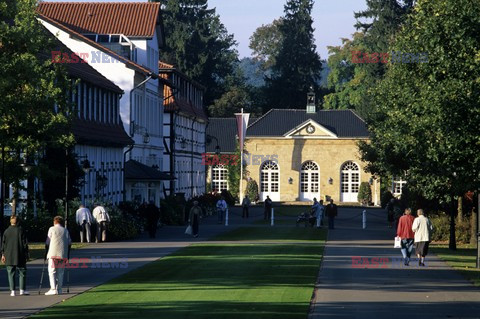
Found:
[239,57,330,88]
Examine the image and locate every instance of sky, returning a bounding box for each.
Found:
[50,0,368,59]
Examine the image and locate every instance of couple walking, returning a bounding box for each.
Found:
[75,204,110,243]
[1,215,71,296]
[396,208,434,266]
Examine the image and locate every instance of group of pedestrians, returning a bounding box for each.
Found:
[396,208,434,266]
[309,198,338,229]
[75,204,110,243]
[0,203,111,297]
[1,215,72,297]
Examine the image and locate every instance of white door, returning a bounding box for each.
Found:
[340,161,360,202]
[260,161,280,201]
[300,161,320,201]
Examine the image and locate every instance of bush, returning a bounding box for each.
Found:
[429,212,473,244]
[246,180,259,202]
[357,182,372,205]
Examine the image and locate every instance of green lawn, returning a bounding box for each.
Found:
[32,227,326,319]
[431,244,480,286]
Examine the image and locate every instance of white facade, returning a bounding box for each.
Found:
[39,17,166,206]
[161,66,207,199]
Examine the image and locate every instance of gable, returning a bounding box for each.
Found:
[284,119,338,138]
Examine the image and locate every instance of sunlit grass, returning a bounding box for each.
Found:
[32,227,326,319]
[431,244,480,286]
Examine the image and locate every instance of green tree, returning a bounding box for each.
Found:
[156,0,239,107]
[249,18,283,70]
[325,0,414,120]
[0,0,74,221]
[359,0,480,250]
[264,0,322,110]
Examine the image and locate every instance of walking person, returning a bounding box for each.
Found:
[242,195,251,218]
[396,208,415,265]
[312,198,325,228]
[93,204,110,243]
[188,200,202,238]
[412,209,434,267]
[386,198,395,228]
[75,204,93,243]
[45,216,71,295]
[1,216,29,296]
[264,196,272,220]
[325,199,338,230]
[145,201,161,239]
[216,196,227,224]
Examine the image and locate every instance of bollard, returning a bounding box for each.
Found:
[362,210,367,229]
[271,208,274,226]
[225,208,229,226]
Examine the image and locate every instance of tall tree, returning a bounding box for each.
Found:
[324,0,415,120]
[359,0,480,249]
[249,18,283,70]
[156,0,239,107]
[264,0,322,110]
[0,0,74,220]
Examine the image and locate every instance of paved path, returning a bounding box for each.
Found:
[309,207,480,319]
[0,206,263,319]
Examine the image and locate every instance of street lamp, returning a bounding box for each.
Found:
[131,122,150,144]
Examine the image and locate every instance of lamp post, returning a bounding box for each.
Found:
[131,121,150,144]
[77,155,91,203]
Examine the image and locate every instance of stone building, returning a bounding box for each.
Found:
[245,109,377,203]
[206,105,379,204]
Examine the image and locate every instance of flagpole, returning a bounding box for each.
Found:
[239,108,244,204]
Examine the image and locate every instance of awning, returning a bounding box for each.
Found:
[125,160,175,181]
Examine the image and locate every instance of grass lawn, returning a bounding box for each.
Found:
[431,244,480,286]
[32,227,326,319]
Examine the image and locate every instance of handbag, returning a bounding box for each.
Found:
[185,225,193,236]
[394,236,402,248]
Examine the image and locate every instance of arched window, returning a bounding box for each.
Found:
[212,165,228,191]
[260,161,280,201]
[300,161,319,201]
[340,161,360,202]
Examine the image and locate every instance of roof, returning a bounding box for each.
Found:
[125,160,174,181]
[37,13,167,81]
[37,2,161,38]
[247,109,369,138]
[206,118,238,154]
[160,62,207,121]
[72,119,133,147]
[38,23,123,93]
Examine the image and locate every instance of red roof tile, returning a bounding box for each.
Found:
[37,2,161,38]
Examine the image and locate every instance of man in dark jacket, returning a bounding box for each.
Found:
[1,216,29,296]
[325,199,338,230]
[264,196,273,220]
[145,202,161,238]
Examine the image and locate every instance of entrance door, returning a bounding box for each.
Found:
[340,161,360,202]
[300,161,320,201]
[260,161,280,201]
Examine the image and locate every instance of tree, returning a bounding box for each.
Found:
[249,18,283,70]
[358,182,372,205]
[359,0,480,249]
[324,0,415,120]
[264,0,322,110]
[0,0,74,222]
[156,0,239,107]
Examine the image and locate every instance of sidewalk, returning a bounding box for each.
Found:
[0,206,261,319]
[309,207,480,319]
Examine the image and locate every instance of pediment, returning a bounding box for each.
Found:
[283,119,337,138]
